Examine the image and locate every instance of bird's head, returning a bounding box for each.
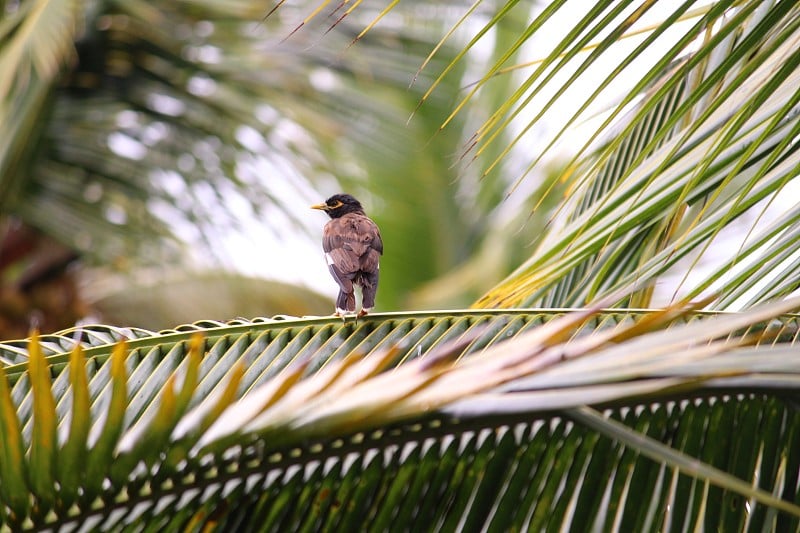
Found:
[310,193,365,219]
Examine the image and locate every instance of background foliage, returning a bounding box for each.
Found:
[0,0,555,336]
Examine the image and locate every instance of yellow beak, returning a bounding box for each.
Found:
[310,202,328,210]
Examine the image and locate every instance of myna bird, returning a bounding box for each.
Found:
[311,193,383,317]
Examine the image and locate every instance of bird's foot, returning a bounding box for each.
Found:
[334,308,371,322]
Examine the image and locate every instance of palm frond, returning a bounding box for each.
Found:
[475,1,800,309]
[0,0,82,208]
[0,299,799,529]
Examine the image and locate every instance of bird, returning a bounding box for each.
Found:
[311,193,383,318]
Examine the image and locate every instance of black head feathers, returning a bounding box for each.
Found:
[311,193,365,219]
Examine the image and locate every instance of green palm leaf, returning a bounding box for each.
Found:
[1,299,800,529]
[0,0,81,206]
[471,1,800,309]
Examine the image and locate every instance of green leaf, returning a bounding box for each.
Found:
[475,1,800,310]
[112,333,204,478]
[0,353,28,517]
[569,406,800,518]
[27,331,57,505]
[85,340,129,496]
[57,343,91,504]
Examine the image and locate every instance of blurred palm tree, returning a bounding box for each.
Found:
[0,0,549,336]
[3,0,800,530]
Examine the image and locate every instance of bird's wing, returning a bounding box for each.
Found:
[359,220,382,273]
[323,214,382,275]
[353,216,382,273]
[370,222,383,254]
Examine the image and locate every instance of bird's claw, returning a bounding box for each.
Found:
[333,309,369,323]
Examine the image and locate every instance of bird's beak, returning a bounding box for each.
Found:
[310,202,328,211]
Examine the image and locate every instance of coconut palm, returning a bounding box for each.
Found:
[2,0,800,530]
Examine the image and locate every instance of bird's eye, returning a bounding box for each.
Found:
[330,200,343,208]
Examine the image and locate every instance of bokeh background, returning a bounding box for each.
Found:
[0,1,570,336]
[5,0,784,338]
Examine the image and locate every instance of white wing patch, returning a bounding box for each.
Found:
[325,252,335,265]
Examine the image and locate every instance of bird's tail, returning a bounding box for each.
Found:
[356,271,379,309]
[337,290,356,313]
